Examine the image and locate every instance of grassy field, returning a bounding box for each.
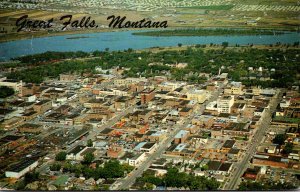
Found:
[179,5,234,10]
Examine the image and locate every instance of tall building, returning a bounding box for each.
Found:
[217,95,234,114]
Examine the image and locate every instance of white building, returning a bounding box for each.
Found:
[128,152,146,166]
[254,108,265,116]
[217,95,234,114]
[5,159,38,178]
[139,142,158,154]
[24,95,36,102]
[206,101,218,111]
[280,99,290,108]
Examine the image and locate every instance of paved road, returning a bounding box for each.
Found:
[112,83,225,190]
[224,90,282,190]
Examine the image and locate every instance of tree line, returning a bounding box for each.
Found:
[136,167,220,190]
[5,47,300,88]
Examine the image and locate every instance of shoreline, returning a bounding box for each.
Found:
[0,25,298,43]
[1,43,299,64]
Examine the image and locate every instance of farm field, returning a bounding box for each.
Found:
[0,0,299,42]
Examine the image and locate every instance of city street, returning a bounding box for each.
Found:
[224,90,283,190]
[112,82,225,190]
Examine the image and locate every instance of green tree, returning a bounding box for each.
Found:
[142,183,154,190]
[273,134,286,145]
[206,177,220,190]
[0,86,14,98]
[122,163,134,173]
[82,152,95,164]
[222,41,229,48]
[55,151,67,161]
[87,139,93,147]
[164,167,179,187]
[62,162,72,173]
[238,181,296,190]
[282,142,293,154]
[15,180,26,190]
[190,176,206,190]
[50,163,61,171]
[24,172,39,184]
[102,160,124,178]
[201,164,209,171]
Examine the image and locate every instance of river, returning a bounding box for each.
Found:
[0,30,299,61]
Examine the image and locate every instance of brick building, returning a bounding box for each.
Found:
[140,88,155,104]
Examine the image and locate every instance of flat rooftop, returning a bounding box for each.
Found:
[68,145,85,155]
[7,158,38,172]
[175,130,189,139]
[141,142,156,149]
[222,140,236,149]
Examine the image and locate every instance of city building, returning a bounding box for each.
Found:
[217,95,234,114]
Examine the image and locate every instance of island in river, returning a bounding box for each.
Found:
[132,28,286,37]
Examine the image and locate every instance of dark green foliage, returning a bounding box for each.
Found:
[0,86,14,98]
[50,163,61,171]
[222,41,229,48]
[24,172,39,184]
[82,152,95,164]
[282,142,294,154]
[55,151,67,161]
[273,134,286,145]
[6,48,300,88]
[238,181,297,190]
[101,160,125,178]
[62,160,127,180]
[12,51,90,63]
[122,163,134,173]
[87,139,93,147]
[15,180,26,190]
[136,167,220,190]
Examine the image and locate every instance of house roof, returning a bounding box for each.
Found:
[208,160,222,171]
[141,142,156,149]
[7,158,38,172]
[219,163,232,172]
[228,148,240,154]
[68,145,85,155]
[222,140,236,148]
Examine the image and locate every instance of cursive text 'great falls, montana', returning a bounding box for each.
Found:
[107,15,168,29]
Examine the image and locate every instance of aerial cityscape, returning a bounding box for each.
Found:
[0,0,299,191]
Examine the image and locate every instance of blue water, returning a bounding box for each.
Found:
[0,30,299,61]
